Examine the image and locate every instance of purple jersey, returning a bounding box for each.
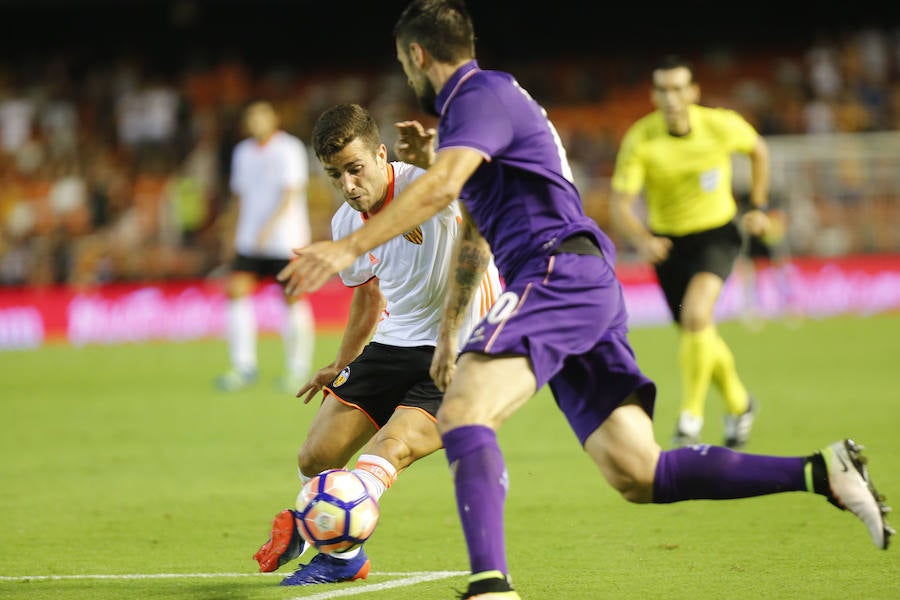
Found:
[435,60,614,282]
[437,61,656,442]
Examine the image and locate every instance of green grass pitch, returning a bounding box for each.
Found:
[2,314,899,599]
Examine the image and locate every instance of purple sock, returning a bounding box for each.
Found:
[653,445,807,503]
[443,425,509,575]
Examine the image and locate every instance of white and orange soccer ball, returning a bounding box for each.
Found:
[294,469,380,553]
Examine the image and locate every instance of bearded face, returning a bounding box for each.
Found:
[396,41,439,117]
[415,79,439,117]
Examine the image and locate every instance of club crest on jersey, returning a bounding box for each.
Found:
[333,366,350,387]
[402,226,423,245]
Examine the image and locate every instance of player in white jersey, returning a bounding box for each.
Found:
[216,99,315,392]
[253,103,502,586]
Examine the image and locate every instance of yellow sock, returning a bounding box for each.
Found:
[678,326,717,418]
[710,331,750,415]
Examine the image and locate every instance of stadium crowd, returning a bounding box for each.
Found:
[0,27,898,288]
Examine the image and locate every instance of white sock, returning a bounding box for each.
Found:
[227,297,257,373]
[283,299,315,380]
[352,454,397,502]
[298,468,312,485]
[330,546,361,559]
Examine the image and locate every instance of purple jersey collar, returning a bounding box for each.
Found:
[435,60,480,117]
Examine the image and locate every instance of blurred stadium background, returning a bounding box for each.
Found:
[3,3,900,599]
[0,0,898,348]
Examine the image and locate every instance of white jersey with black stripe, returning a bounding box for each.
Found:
[331,161,502,347]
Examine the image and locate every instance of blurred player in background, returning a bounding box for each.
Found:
[256,103,502,586]
[215,99,315,392]
[278,3,892,598]
[611,55,769,448]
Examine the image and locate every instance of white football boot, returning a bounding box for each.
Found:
[821,439,893,549]
[723,396,757,449]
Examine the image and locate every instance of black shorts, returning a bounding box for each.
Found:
[653,221,742,323]
[745,234,774,260]
[231,254,290,279]
[323,342,442,428]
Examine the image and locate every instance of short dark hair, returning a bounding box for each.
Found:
[311,103,381,162]
[654,54,693,75]
[393,0,475,63]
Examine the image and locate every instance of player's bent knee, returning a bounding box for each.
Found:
[297,449,333,478]
[374,429,441,468]
[436,395,498,432]
[436,401,468,432]
[368,435,413,470]
[589,438,658,503]
[614,455,658,503]
[616,476,655,504]
[680,310,712,331]
[594,455,654,503]
[226,273,255,298]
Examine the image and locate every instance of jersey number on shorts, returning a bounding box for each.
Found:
[486,291,520,325]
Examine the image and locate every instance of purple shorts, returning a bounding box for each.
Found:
[461,252,657,445]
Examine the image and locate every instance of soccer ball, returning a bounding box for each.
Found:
[294,469,380,554]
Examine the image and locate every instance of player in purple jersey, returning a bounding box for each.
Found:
[278,2,892,598]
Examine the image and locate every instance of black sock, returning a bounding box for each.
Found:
[806,452,840,508]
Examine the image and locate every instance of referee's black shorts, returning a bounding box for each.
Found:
[323,342,442,428]
[653,220,742,323]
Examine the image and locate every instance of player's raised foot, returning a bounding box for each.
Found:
[215,368,257,392]
[459,571,520,599]
[723,395,757,449]
[254,509,306,572]
[671,429,699,448]
[279,549,371,586]
[820,439,894,549]
[671,412,702,448]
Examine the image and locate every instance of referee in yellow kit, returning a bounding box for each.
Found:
[611,55,771,448]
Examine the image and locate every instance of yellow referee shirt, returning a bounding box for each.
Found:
[611,104,759,236]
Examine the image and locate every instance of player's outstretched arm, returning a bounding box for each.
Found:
[281,148,484,296]
[431,212,491,392]
[296,281,385,403]
[610,190,672,264]
[277,239,359,297]
[740,136,771,237]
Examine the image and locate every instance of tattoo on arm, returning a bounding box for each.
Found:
[447,226,490,321]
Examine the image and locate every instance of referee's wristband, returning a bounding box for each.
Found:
[752,205,770,213]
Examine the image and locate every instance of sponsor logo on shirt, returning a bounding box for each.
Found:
[700,168,720,192]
